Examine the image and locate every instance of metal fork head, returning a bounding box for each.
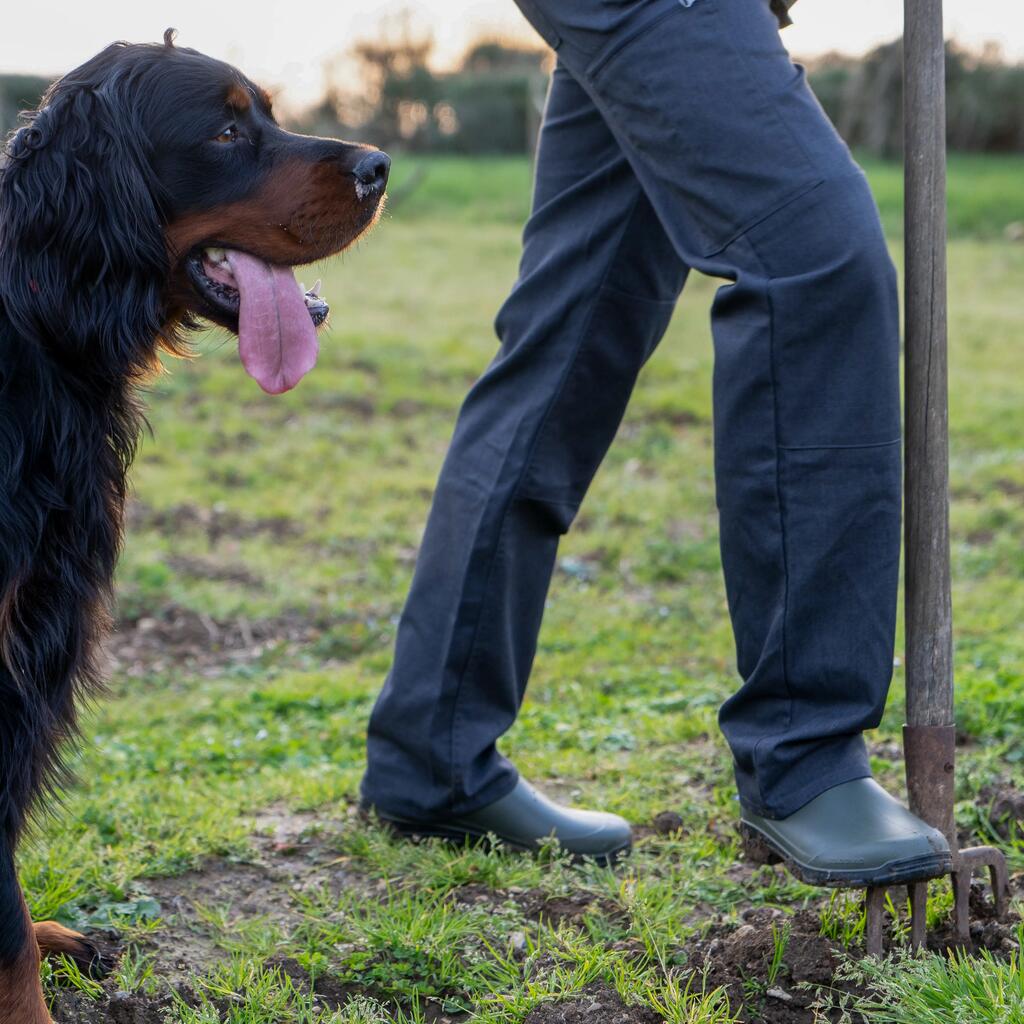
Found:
[864,847,1009,957]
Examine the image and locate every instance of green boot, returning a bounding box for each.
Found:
[364,777,632,866]
[740,778,952,887]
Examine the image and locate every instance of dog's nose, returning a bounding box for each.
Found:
[352,151,391,193]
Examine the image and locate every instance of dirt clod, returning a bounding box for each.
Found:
[651,810,686,835]
[520,888,625,927]
[987,787,1024,840]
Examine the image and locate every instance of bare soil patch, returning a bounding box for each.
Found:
[687,876,1021,1024]
[305,393,378,418]
[107,604,320,676]
[994,478,1024,498]
[452,881,625,929]
[632,408,707,429]
[50,802,1021,1023]
[132,808,363,985]
[106,603,381,677]
[50,988,194,1024]
[50,807,367,1023]
[127,500,303,544]
[688,907,850,1024]
[267,955,466,1023]
[524,982,660,1024]
[165,553,264,588]
[984,786,1024,840]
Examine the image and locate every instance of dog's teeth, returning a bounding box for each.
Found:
[310,279,321,297]
[205,247,226,264]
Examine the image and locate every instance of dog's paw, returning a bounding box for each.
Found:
[33,921,115,978]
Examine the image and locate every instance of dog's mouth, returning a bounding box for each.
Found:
[186,247,330,395]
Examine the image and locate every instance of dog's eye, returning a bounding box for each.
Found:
[214,124,239,144]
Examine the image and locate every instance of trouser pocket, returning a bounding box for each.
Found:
[584,0,824,256]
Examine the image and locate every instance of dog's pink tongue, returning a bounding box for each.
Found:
[226,250,318,394]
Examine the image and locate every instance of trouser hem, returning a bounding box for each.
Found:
[449,764,521,818]
[360,762,520,824]
[737,741,872,820]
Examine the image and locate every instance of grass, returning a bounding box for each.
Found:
[20,154,1024,1022]
[385,153,1024,240]
[858,153,1024,239]
[822,931,1024,1023]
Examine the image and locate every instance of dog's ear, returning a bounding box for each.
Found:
[0,81,169,378]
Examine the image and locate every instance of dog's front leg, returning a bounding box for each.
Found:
[0,890,52,1024]
[34,921,106,976]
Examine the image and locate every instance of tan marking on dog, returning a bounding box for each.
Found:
[165,158,381,268]
[226,82,252,111]
[34,921,96,967]
[0,902,52,1024]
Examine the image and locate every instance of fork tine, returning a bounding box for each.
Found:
[865,886,887,957]
[909,880,928,950]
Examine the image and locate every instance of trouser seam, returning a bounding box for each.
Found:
[600,282,678,305]
[446,189,647,805]
[514,492,579,508]
[737,229,793,814]
[450,515,512,800]
[778,438,901,451]
[423,426,525,798]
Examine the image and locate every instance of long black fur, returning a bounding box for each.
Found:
[0,47,174,960]
[0,36,383,984]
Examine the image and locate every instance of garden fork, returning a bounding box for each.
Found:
[863,0,1010,958]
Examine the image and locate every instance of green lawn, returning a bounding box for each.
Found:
[385,152,1024,240]
[29,155,1024,1024]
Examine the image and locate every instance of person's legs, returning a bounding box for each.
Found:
[510,0,903,819]
[365,0,950,879]
[361,66,689,820]
[711,183,902,818]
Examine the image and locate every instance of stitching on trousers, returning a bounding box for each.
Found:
[778,437,901,451]
[586,5,681,80]
[436,423,525,798]
[445,190,647,808]
[738,229,792,817]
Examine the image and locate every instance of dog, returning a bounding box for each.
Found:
[0,31,388,1021]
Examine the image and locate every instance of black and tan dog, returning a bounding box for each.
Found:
[0,31,388,1021]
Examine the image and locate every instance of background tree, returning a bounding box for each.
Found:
[4,39,1023,156]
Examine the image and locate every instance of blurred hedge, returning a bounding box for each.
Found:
[4,38,1022,157]
[0,73,50,139]
[299,34,1024,157]
[808,40,1024,159]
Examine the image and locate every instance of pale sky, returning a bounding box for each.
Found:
[1,1,1022,114]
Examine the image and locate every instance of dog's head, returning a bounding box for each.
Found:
[0,30,388,394]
